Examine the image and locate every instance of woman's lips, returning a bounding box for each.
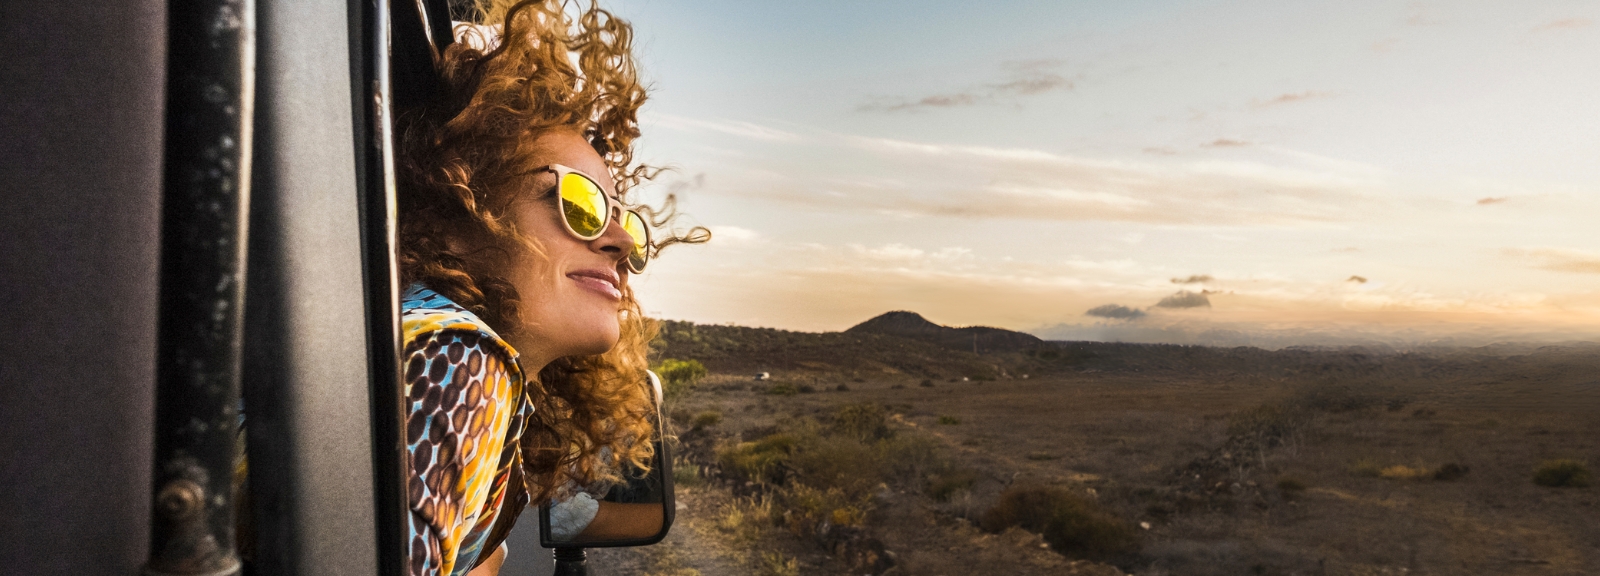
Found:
[568,269,622,300]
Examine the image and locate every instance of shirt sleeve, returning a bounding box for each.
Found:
[403,328,519,576]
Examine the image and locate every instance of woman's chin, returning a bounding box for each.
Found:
[568,322,621,356]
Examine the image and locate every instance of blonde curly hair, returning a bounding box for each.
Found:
[395,0,702,505]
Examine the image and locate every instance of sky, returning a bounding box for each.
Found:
[605,0,1600,347]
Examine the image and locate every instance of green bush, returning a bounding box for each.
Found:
[980,485,1139,560]
[655,358,707,400]
[766,383,798,396]
[1534,459,1592,488]
[718,434,798,485]
[937,415,961,425]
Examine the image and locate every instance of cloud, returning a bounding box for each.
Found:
[1347,275,1368,283]
[708,226,759,242]
[1476,196,1508,205]
[1154,291,1212,309]
[860,61,1072,112]
[737,134,1387,226]
[1532,18,1592,32]
[1171,274,1213,285]
[1142,147,1178,156]
[1504,247,1600,274]
[1332,246,1361,253]
[1251,91,1329,109]
[1085,304,1146,320]
[1202,138,1251,148]
[649,114,799,142]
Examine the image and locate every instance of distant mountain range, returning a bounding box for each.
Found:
[845,311,1044,353]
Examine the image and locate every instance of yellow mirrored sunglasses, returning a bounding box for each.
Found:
[533,164,652,273]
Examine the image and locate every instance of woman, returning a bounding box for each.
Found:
[394,1,702,574]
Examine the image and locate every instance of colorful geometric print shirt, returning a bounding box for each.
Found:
[402,284,533,576]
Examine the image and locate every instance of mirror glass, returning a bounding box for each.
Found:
[538,371,674,548]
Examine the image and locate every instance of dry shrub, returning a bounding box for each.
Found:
[831,403,892,442]
[715,495,774,543]
[787,435,882,492]
[1533,459,1593,488]
[1292,382,1380,413]
[1226,403,1308,449]
[691,410,722,430]
[980,485,1139,560]
[757,552,800,576]
[1432,462,1470,481]
[672,455,702,488]
[1275,476,1307,493]
[781,482,872,533]
[919,379,935,387]
[1349,458,1383,477]
[937,415,961,425]
[1379,465,1433,481]
[928,468,979,502]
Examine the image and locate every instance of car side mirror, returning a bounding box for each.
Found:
[537,370,675,548]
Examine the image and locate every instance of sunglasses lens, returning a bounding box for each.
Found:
[559,172,607,238]
[623,210,650,271]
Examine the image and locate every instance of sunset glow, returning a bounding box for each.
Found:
[616,0,1600,346]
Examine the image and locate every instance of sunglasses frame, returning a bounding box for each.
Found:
[533,163,652,273]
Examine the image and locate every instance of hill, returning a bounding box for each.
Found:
[845,311,1044,353]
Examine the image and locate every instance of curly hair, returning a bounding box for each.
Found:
[395,0,702,504]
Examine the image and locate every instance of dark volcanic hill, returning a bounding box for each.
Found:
[846,311,1044,353]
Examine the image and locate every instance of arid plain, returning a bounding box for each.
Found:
[591,314,1600,576]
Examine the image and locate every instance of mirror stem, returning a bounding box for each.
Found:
[552,547,590,576]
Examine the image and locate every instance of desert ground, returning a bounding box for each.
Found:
[584,318,1599,576]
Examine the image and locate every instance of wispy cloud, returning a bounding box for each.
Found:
[722,133,1386,226]
[649,114,799,142]
[1504,247,1600,274]
[1532,18,1592,33]
[1347,275,1368,283]
[1251,91,1330,109]
[1085,304,1146,320]
[1476,196,1508,205]
[1154,291,1212,309]
[1171,274,1214,285]
[1202,138,1251,148]
[860,60,1073,112]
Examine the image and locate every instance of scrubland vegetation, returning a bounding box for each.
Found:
[591,322,1600,575]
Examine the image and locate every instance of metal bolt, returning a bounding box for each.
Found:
[156,479,206,519]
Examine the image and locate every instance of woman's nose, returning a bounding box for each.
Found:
[592,208,635,261]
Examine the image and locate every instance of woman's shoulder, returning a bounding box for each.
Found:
[400,283,520,362]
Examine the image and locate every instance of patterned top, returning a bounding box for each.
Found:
[402,284,533,576]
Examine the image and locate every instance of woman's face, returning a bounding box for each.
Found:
[496,129,635,364]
